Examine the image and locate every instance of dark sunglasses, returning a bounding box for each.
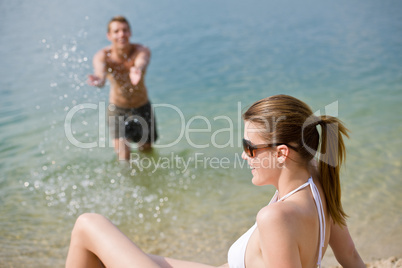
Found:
[242,138,298,158]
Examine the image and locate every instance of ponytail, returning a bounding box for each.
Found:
[317,115,349,226]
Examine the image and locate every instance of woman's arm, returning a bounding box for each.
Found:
[329,221,365,268]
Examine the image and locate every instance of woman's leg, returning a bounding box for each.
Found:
[66,213,160,268]
[66,213,224,268]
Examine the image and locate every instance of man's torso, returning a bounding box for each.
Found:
[104,44,149,108]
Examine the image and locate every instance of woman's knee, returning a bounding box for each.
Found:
[72,213,106,238]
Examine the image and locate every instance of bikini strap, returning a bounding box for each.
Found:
[277,180,311,202]
[308,178,326,268]
[275,177,325,267]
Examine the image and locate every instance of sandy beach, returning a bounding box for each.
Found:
[366,257,402,268]
[328,257,402,268]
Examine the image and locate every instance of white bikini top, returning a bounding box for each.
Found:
[227,177,326,268]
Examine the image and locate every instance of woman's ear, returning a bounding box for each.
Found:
[276,146,288,163]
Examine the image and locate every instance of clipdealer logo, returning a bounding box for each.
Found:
[129,152,249,174]
[63,100,341,168]
[64,102,245,149]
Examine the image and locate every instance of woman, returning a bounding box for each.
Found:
[66,95,365,268]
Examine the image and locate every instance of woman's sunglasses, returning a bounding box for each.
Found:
[242,138,298,158]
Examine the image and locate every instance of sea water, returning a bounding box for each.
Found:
[0,0,401,267]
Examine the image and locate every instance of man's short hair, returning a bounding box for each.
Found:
[107,16,131,32]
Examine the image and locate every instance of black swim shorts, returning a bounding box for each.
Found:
[107,102,158,144]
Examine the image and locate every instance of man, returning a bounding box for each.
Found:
[88,16,157,160]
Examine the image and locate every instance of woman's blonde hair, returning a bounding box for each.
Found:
[243,94,349,226]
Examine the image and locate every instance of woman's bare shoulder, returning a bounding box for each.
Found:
[256,201,303,234]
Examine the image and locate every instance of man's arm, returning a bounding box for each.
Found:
[88,49,107,87]
[134,46,151,70]
[129,47,151,86]
[329,221,365,268]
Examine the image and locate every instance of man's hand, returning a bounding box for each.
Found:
[88,74,105,87]
[129,67,142,86]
